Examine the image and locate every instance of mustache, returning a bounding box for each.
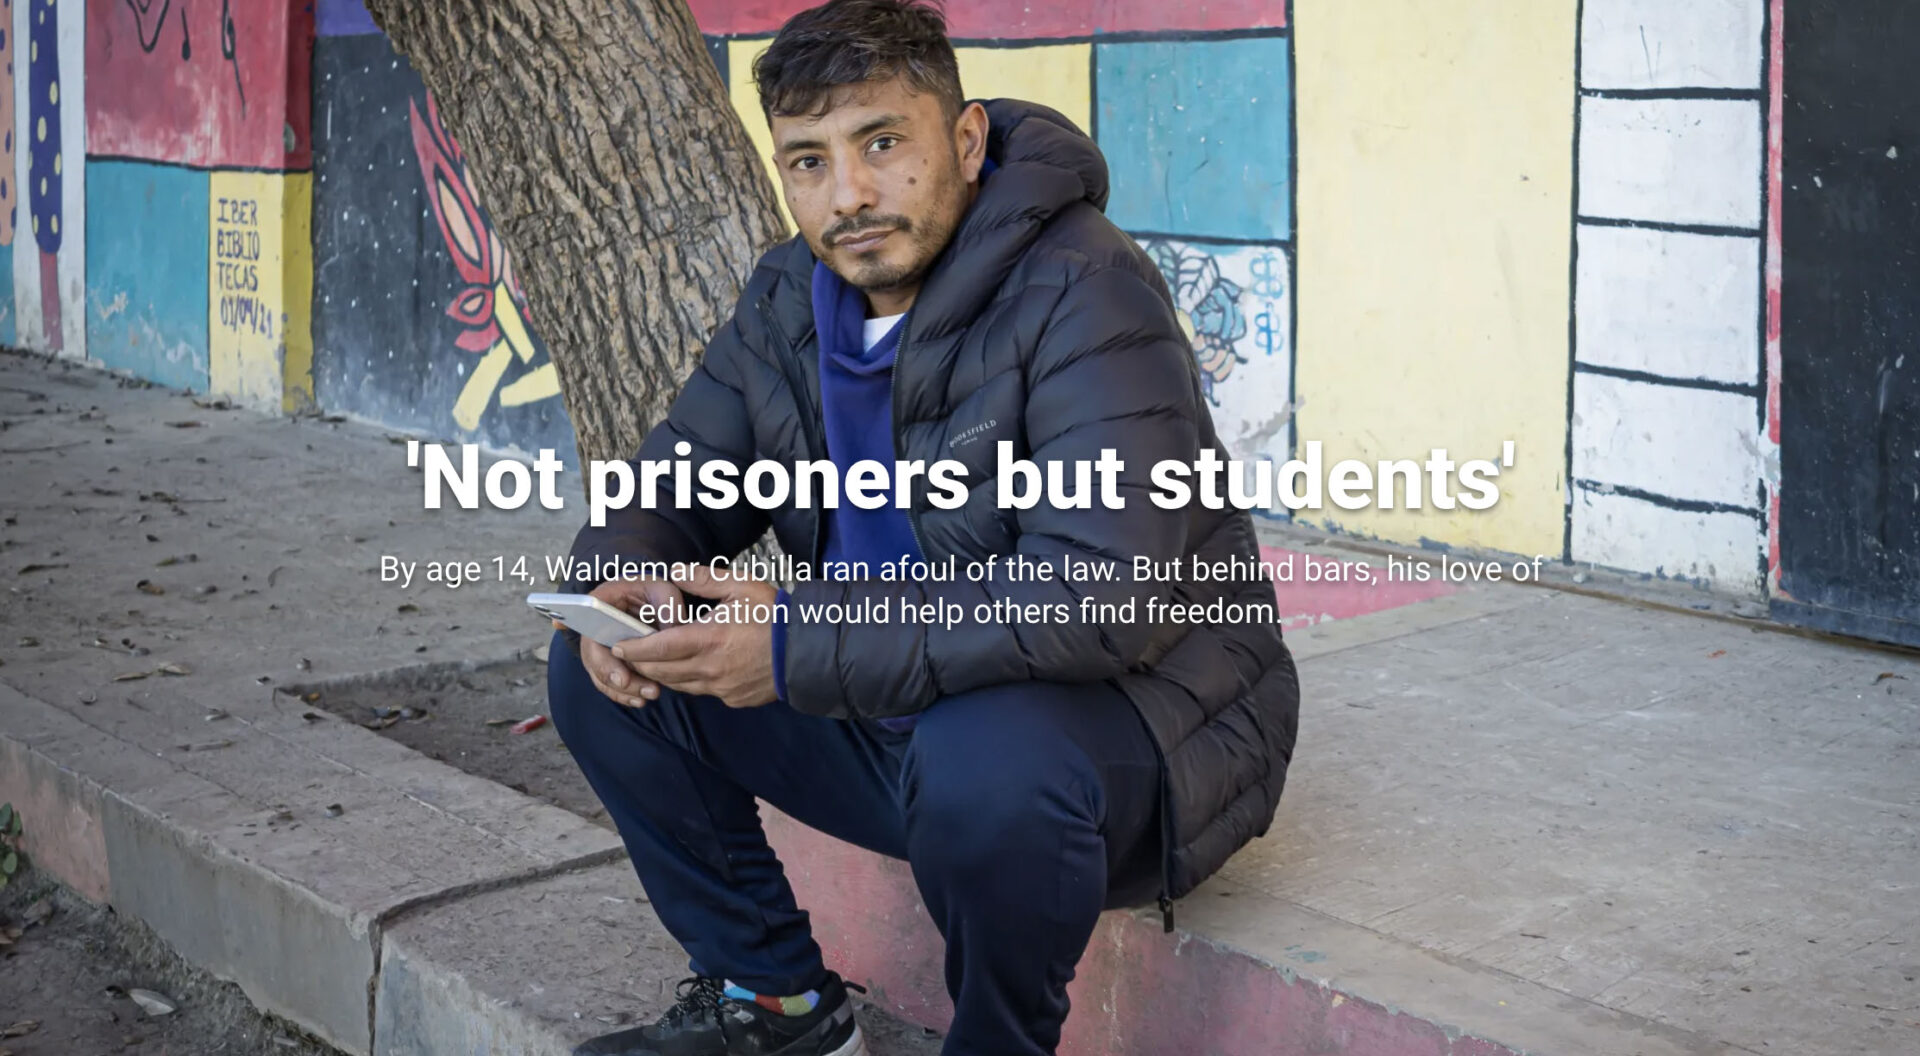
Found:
[825,214,912,245]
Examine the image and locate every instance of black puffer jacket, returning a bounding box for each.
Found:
[567,99,1300,904]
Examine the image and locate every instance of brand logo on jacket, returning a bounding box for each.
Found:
[949,418,1000,449]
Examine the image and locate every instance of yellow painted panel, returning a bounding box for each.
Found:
[209,170,313,414]
[726,41,1092,234]
[1294,1,1576,557]
[953,44,1091,140]
[281,172,315,414]
[726,38,787,231]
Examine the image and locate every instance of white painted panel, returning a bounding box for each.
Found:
[1571,487,1764,594]
[57,0,83,359]
[11,0,39,349]
[1572,372,1760,509]
[1581,0,1766,90]
[1134,237,1293,466]
[1579,97,1762,229]
[1575,224,1760,384]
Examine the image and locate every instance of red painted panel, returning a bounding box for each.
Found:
[85,0,315,170]
[687,0,1286,38]
[1263,545,1458,631]
[766,809,1524,1055]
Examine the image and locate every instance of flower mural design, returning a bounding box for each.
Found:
[407,93,559,430]
[1142,240,1248,405]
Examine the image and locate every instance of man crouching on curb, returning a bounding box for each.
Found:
[546,2,1299,1053]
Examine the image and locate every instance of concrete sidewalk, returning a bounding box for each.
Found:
[2,348,1915,1055]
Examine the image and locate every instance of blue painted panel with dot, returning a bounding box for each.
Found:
[27,0,59,254]
[1096,38,1292,241]
[86,161,211,391]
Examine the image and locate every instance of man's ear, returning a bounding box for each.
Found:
[955,101,989,182]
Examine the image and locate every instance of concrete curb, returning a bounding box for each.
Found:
[7,662,1742,1056]
[0,678,626,1054]
[764,812,1749,1056]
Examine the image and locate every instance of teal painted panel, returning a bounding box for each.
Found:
[1097,38,1292,241]
[86,160,210,391]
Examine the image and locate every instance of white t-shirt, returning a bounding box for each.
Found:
[863,313,905,352]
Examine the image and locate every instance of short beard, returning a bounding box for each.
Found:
[818,153,967,297]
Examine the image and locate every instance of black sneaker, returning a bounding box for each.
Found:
[573,974,866,1056]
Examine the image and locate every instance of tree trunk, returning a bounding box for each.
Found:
[361,0,787,468]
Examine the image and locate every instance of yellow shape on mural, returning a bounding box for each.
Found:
[1294,0,1576,557]
[452,283,560,426]
[494,281,538,363]
[208,171,315,414]
[727,40,1092,233]
[453,342,516,431]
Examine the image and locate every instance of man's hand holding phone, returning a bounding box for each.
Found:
[561,578,683,708]
[557,568,780,710]
[613,566,779,710]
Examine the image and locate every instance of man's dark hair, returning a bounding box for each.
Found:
[753,0,965,123]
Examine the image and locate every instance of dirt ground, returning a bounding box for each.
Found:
[0,870,341,1056]
[298,660,945,1055]
[294,658,609,826]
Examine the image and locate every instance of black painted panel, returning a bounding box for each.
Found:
[311,33,574,459]
[1778,0,1920,644]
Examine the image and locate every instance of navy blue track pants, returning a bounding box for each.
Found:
[546,632,1162,1056]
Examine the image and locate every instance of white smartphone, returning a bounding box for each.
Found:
[527,592,657,647]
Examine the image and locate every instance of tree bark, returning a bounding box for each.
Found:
[361,0,787,468]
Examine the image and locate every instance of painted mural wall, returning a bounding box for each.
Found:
[8,0,85,358]
[83,0,314,411]
[19,0,1909,638]
[308,0,566,456]
[705,0,1298,480]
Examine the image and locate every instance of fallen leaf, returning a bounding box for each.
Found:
[17,563,67,574]
[135,579,165,596]
[300,711,323,722]
[303,691,321,703]
[1707,650,1726,659]
[363,714,401,730]
[128,988,178,1016]
[157,662,191,676]
[165,420,205,429]
[0,1020,36,1038]
[397,602,420,614]
[113,671,152,682]
[1873,672,1907,684]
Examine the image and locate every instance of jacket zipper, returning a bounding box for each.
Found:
[890,301,1176,931]
[1147,727,1178,933]
[888,305,929,559]
[759,297,827,563]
